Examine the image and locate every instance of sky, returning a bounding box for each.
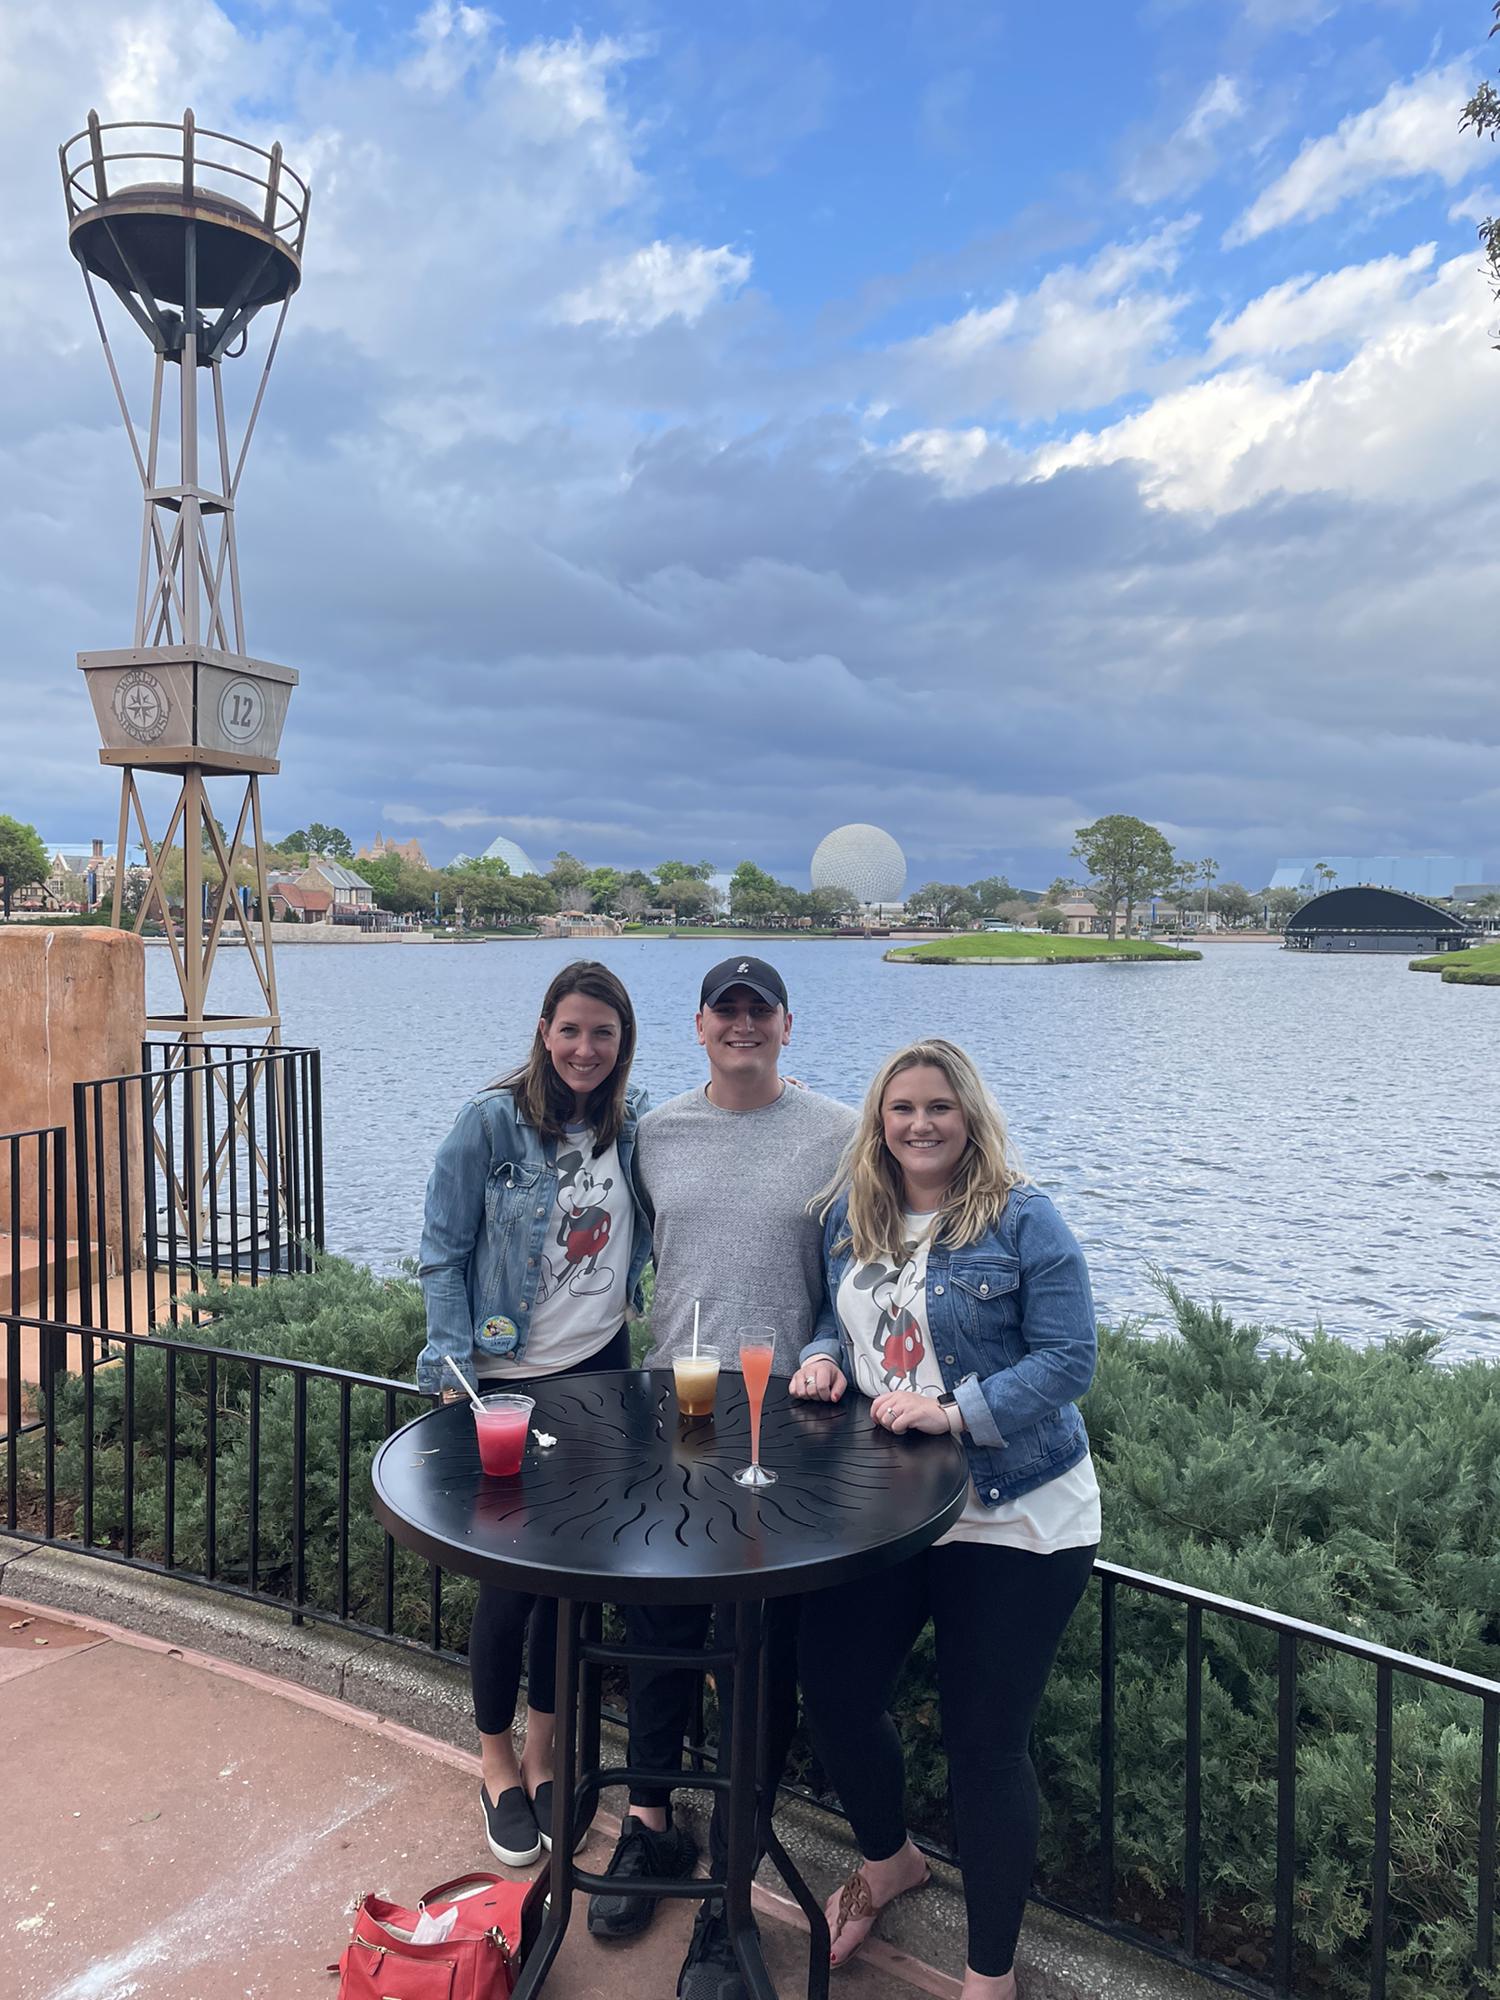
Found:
[4,0,1498,892]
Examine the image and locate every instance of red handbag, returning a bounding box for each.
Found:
[333,1871,541,2000]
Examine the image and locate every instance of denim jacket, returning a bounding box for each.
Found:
[802,1184,1096,1507]
[416,1081,651,1395]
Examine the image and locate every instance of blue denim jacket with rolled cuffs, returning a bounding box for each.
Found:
[802,1184,1096,1508]
[416,1081,651,1396]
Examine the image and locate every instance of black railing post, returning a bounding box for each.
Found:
[72,1081,92,1335]
[1476,1697,1498,2000]
[310,1047,325,1251]
[1370,1662,1392,2000]
[1275,1629,1298,1996]
[1184,1602,1202,1961]
[292,1368,307,1619]
[1099,1571,1117,1919]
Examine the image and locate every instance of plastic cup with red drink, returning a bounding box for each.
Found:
[473,1393,535,1477]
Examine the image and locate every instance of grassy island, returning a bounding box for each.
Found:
[885,933,1201,965]
[1409,940,1500,985]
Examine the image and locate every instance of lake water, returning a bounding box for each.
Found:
[149,938,1500,1356]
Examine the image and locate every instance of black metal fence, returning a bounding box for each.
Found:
[2,1129,70,1448]
[1,1311,1496,2000]
[3,1123,69,1323]
[70,1041,323,1331]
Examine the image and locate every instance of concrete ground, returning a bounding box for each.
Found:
[0,1597,952,2000]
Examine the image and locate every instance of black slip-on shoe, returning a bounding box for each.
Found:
[586,1818,697,1939]
[480,1783,542,1867]
[677,1899,747,2000]
[529,1780,591,1855]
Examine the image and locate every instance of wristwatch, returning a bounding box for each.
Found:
[936,1389,958,1408]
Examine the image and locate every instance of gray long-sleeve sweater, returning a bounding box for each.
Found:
[635,1083,856,1377]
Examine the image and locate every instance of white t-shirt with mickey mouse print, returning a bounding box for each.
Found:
[477,1127,634,1381]
[835,1210,1100,1553]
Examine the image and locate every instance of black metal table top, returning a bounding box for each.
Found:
[371,1369,969,1604]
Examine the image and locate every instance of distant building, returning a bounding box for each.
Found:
[1056,898,1104,936]
[1284,886,1477,955]
[298,858,375,919]
[269,881,333,924]
[479,833,539,876]
[811,823,907,911]
[538,910,622,938]
[357,831,429,871]
[1270,857,1484,899]
[33,837,148,913]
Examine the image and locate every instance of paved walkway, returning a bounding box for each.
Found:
[0,1596,954,2000]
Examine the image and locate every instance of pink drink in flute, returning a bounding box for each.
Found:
[473,1393,534,1477]
[733,1326,778,1488]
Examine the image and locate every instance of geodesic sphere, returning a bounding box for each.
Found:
[810,824,907,905]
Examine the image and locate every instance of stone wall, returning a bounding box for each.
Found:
[0,927,146,1274]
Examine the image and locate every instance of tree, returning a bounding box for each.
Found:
[1032,904,1066,932]
[1047,876,1079,903]
[1313,862,1338,896]
[1165,858,1200,933]
[656,859,715,886]
[546,851,589,899]
[969,875,1018,918]
[806,884,860,925]
[661,878,716,921]
[1259,886,1304,931]
[280,822,353,860]
[0,815,47,918]
[1460,6,1500,330]
[906,882,980,928]
[1070,816,1176,939]
[1209,881,1255,929]
[360,852,432,917]
[728,861,791,923]
[584,866,622,913]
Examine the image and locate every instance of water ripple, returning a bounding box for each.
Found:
[151,939,1500,1362]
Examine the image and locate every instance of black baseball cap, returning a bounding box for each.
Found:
[700,955,789,1011]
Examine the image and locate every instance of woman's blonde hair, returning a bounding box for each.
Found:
[821,1039,1026,1265]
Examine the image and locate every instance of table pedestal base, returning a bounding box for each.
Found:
[511,1597,831,2000]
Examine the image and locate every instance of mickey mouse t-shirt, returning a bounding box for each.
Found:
[477,1127,634,1380]
[836,1211,1100,1553]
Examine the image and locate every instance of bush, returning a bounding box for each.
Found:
[24,1265,1500,1995]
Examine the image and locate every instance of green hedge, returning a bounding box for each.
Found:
[21,1262,1500,1996]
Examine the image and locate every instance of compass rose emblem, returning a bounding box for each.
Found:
[112,669,170,744]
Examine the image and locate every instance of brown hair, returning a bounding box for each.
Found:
[818,1038,1026,1264]
[498,960,637,1155]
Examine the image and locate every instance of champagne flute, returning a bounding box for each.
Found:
[733,1324,778,1488]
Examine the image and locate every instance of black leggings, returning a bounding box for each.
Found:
[622,1595,802,1877]
[798,1537,1096,1978]
[469,1324,632,1737]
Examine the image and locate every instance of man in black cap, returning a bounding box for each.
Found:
[587,955,855,2000]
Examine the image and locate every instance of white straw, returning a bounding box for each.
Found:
[693,1300,700,1358]
[445,1355,486,1413]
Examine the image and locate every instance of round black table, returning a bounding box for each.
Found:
[372,1370,968,2000]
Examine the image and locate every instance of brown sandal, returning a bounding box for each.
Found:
[826,1860,931,1969]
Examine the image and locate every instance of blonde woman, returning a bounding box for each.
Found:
[790,1039,1099,2000]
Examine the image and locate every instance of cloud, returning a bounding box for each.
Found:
[1202,243,1437,364]
[892,222,1197,422]
[1124,74,1247,204]
[559,241,752,331]
[1033,252,1499,512]
[1228,62,1481,243]
[6,0,1500,898]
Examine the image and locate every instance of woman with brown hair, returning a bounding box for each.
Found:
[417,959,651,1868]
[790,1038,1099,2000]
